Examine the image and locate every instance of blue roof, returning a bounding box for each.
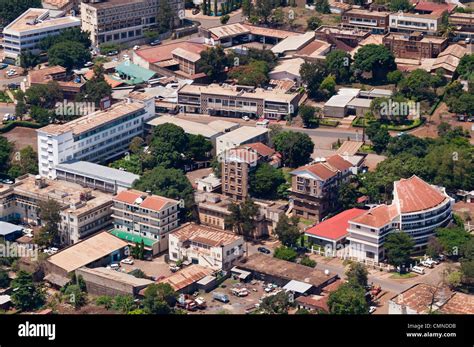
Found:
[0,221,22,236]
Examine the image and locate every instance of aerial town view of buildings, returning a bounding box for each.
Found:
[0,0,472,317]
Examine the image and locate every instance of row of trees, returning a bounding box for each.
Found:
[0,136,38,179]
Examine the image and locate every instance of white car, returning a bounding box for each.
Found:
[242,116,250,121]
[123,54,129,60]
[121,258,134,265]
[369,306,376,314]
[3,113,10,121]
[133,45,140,50]
[84,61,94,67]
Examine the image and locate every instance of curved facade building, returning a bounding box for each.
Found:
[347,176,454,262]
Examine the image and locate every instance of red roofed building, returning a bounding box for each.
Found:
[348,175,453,262]
[289,155,355,222]
[112,189,181,254]
[305,208,366,249]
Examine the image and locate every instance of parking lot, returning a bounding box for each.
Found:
[189,277,277,314]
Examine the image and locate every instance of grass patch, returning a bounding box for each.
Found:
[389,272,417,279]
[298,218,315,226]
[320,119,340,127]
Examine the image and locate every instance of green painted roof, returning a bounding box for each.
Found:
[115,62,155,84]
[109,229,157,247]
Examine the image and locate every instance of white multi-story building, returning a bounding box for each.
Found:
[168,223,244,270]
[0,175,113,245]
[2,8,81,61]
[81,0,184,46]
[389,12,442,35]
[112,189,181,254]
[37,96,154,179]
[347,175,454,262]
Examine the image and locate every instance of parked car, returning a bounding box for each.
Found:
[133,45,140,50]
[169,264,180,272]
[150,40,161,46]
[84,61,94,67]
[257,247,271,254]
[3,113,10,121]
[106,50,118,56]
[121,258,134,265]
[231,287,249,297]
[256,119,269,128]
[420,260,433,268]
[212,292,230,303]
[0,63,8,70]
[242,116,250,121]
[369,306,377,314]
[411,266,425,275]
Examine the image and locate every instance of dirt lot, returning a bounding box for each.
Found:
[410,103,474,144]
[2,126,38,151]
[119,255,173,280]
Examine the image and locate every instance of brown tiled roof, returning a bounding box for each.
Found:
[350,204,398,228]
[114,189,178,212]
[171,223,242,247]
[439,292,474,314]
[135,42,207,64]
[244,142,275,157]
[391,283,453,314]
[114,190,142,205]
[395,175,448,213]
[326,155,353,171]
[158,265,214,291]
[29,66,66,84]
[294,162,338,181]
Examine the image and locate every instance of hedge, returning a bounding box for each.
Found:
[351,117,424,131]
[0,121,42,134]
[320,119,340,127]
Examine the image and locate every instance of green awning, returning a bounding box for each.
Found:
[109,229,157,247]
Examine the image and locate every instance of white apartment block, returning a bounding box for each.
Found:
[215,126,269,157]
[347,176,453,263]
[112,190,181,253]
[37,97,154,179]
[81,0,184,46]
[2,8,81,61]
[389,12,442,35]
[168,223,244,270]
[0,175,113,245]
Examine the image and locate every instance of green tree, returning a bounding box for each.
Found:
[326,50,351,83]
[229,60,270,87]
[337,181,360,209]
[398,69,437,102]
[34,199,62,247]
[353,44,396,82]
[389,0,412,11]
[157,0,176,33]
[456,54,474,80]
[8,146,38,178]
[48,41,91,71]
[307,16,322,30]
[225,199,259,238]
[39,27,91,51]
[133,166,194,219]
[426,236,444,259]
[319,74,336,98]
[221,14,230,24]
[64,284,86,309]
[328,283,368,314]
[76,63,112,107]
[366,122,390,154]
[273,246,298,262]
[0,136,12,174]
[25,81,63,109]
[198,45,229,80]
[96,295,114,309]
[346,262,368,288]
[260,291,292,314]
[435,227,471,257]
[300,61,327,99]
[0,269,10,288]
[384,232,415,272]
[299,105,318,128]
[274,214,300,247]
[273,131,314,168]
[249,163,286,199]
[387,70,403,84]
[19,51,39,69]
[242,0,253,16]
[11,271,45,311]
[186,134,213,161]
[113,295,137,313]
[315,0,330,13]
[143,283,177,314]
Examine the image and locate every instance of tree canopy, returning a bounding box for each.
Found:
[353,44,396,82]
[328,283,368,314]
[384,232,415,270]
[273,131,314,168]
[47,41,91,71]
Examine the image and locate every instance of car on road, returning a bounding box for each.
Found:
[369,306,377,314]
[150,40,161,46]
[106,50,119,56]
[257,247,271,254]
[242,116,250,121]
[0,63,8,70]
[84,61,94,67]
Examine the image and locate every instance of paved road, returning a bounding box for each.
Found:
[0,104,15,117]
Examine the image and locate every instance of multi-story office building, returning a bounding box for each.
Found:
[112,189,181,254]
[37,97,154,179]
[389,12,443,35]
[449,12,474,41]
[177,83,300,120]
[2,8,81,61]
[168,222,244,270]
[81,0,184,46]
[383,32,448,59]
[347,175,453,262]
[0,175,113,245]
[289,155,354,222]
[341,9,391,34]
